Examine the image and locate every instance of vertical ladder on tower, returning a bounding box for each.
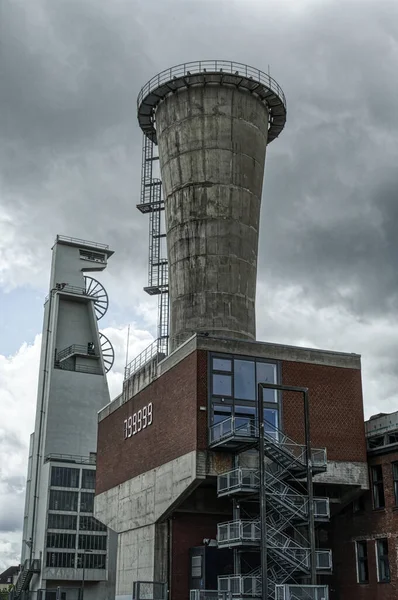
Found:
[137,133,169,356]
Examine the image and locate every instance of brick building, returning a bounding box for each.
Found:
[330,411,398,599]
[94,334,369,600]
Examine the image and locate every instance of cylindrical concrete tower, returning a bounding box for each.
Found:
[137,61,286,351]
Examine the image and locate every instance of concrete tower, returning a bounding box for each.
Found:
[137,61,286,351]
[17,236,116,600]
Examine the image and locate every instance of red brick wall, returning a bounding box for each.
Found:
[331,451,398,599]
[171,513,220,600]
[282,361,366,462]
[96,351,203,494]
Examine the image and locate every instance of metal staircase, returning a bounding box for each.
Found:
[11,559,41,599]
[215,420,332,600]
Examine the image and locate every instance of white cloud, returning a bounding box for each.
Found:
[0,324,153,569]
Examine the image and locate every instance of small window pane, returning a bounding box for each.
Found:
[213,405,232,424]
[82,470,96,490]
[264,409,278,438]
[213,373,232,396]
[356,541,368,584]
[80,492,95,513]
[234,360,255,400]
[51,467,80,488]
[213,358,232,372]
[377,539,390,582]
[257,363,277,403]
[49,490,78,512]
[48,514,77,530]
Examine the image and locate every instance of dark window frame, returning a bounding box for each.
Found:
[371,465,385,509]
[209,353,281,435]
[356,541,369,584]
[376,538,390,583]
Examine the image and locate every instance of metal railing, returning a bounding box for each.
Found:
[218,575,261,597]
[44,283,100,303]
[217,520,260,546]
[137,60,286,112]
[217,467,259,495]
[44,453,96,465]
[55,361,103,376]
[209,416,257,445]
[275,585,329,600]
[56,235,109,250]
[124,337,167,380]
[217,467,329,520]
[56,344,98,362]
[190,591,232,600]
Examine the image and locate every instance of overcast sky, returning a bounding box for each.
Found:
[1,0,398,570]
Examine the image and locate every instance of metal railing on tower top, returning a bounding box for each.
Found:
[137,60,287,112]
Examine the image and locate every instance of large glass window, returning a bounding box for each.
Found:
[356,541,368,584]
[82,470,96,490]
[376,539,390,583]
[46,533,76,549]
[77,552,106,569]
[371,465,385,509]
[46,551,75,568]
[234,360,255,400]
[49,490,78,512]
[79,534,107,551]
[80,492,95,513]
[51,467,80,488]
[48,514,77,530]
[210,354,279,443]
[79,516,107,532]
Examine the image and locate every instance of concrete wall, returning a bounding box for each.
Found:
[156,85,269,350]
[95,451,198,599]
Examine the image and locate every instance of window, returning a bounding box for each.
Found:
[212,373,232,396]
[264,408,278,438]
[51,467,80,488]
[388,433,398,445]
[80,492,95,513]
[368,435,385,449]
[376,539,390,582]
[235,405,256,436]
[356,541,368,584]
[257,362,277,403]
[234,360,255,400]
[371,465,385,508]
[79,516,107,532]
[82,470,96,490]
[46,533,76,549]
[46,551,75,568]
[213,358,232,372]
[393,463,398,505]
[49,490,78,512]
[77,552,106,569]
[79,534,107,551]
[48,514,77,530]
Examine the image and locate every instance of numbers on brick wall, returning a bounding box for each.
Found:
[123,403,153,439]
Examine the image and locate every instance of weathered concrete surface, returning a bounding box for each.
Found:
[156,85,269,350]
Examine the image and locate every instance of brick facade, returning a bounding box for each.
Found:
[96,349,366,493]
[282,361,366,462]
[171,513,221,600]
[96,350,207,495]
[331,451,398,599]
